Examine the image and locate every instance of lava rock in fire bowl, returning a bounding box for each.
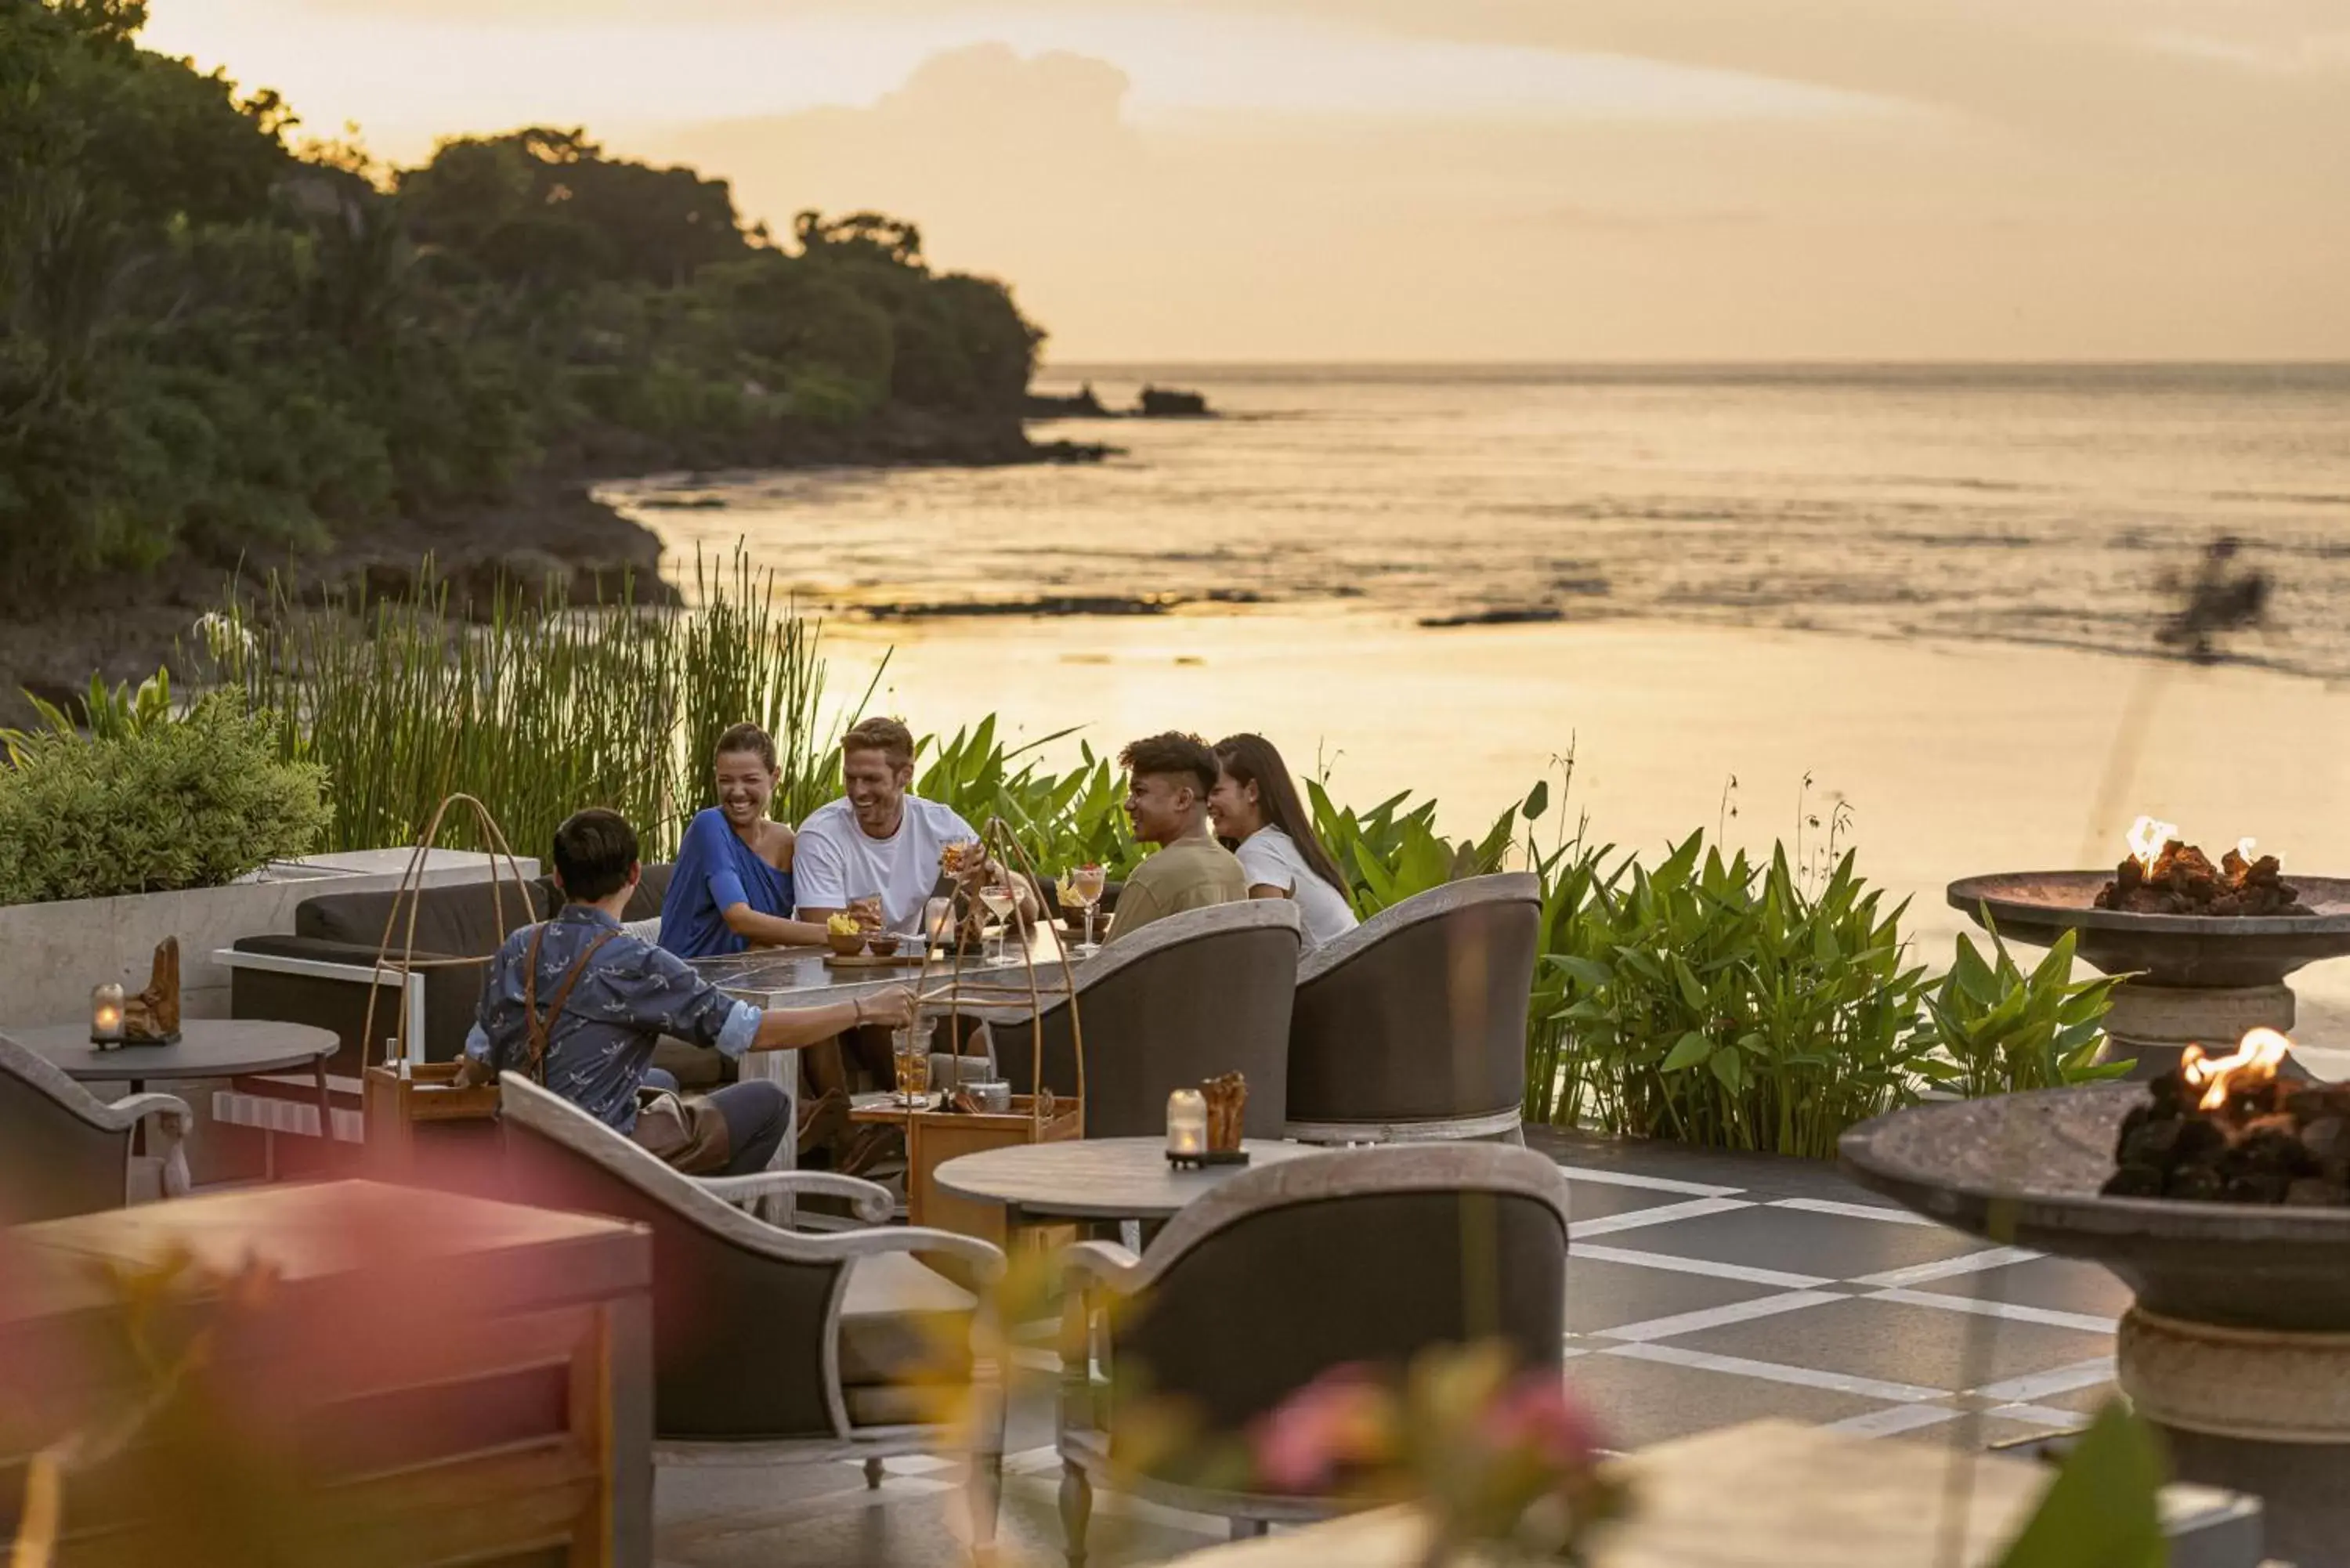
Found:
[1945,871,2350,988]
[1841,1082,2350,1329]
[2105,1038,2350,1207]
[2096,838,2312,917]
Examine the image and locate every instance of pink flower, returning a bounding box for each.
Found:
[1480,1373,1605,1472]
[1252,1365,1394,1494]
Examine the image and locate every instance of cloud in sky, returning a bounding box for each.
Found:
[139,0,2350,359]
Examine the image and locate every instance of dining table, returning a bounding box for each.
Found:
[933,1136,1325,1236]
[3,1018,339,1172]
[690,926,1086,1219]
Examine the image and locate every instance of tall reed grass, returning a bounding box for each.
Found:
[196,550,843,862]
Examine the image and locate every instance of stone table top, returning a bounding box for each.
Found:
[933,1136,1326,1221]
[1161,1418,2261,1567]
[3,1017,338,1082]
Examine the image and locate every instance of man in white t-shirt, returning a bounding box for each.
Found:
[794,717,1036,934]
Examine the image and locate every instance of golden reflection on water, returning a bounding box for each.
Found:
[822,609,2350,1045]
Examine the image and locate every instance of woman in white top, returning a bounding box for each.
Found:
[1206,733,1361,950]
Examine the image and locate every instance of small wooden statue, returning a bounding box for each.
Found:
[123,936,183,1044]
[1203,1071,1248,1153]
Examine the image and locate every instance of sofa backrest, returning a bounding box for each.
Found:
[298,878,552,957]
[298,863,675,956]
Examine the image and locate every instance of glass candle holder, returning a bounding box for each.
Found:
[924,895,955,948]
[1166,1088,1208,1158]
[90,983,125,1046]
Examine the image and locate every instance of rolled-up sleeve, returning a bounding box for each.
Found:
[715,1001,761,1060]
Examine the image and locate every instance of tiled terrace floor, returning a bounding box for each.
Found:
[654,1128,2129,1567]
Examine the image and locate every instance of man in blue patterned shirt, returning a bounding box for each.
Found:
[460,807,912,1175]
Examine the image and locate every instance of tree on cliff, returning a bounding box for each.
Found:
[0,2,1047,605]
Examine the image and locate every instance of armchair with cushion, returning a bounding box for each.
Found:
[1284,873,1542,1144]
[215,865,682,1145]
[1054,1143,1571,1561]
[496,1072,1008,1538]
[0,1035,191,1223]
[983,899,1303,1140]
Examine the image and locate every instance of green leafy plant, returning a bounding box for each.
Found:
[1914,920,2133,1099]
[1308,776,1519,916]
[0,692,328,905]
[913,717,1139,877]
[1993,1400,2166,1568]
[1540,833,1931,1158]
[1,667,175,764]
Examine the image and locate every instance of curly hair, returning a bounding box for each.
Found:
[1118,732,1218,795]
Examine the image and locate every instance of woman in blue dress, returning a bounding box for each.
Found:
[660,723,826,958]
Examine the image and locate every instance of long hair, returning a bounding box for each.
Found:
[1213,733,1350,898]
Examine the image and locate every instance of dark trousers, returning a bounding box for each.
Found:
[641,1070,790,1176]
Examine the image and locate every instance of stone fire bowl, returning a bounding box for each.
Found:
[1840,1083,2350,1331]
[1946,872,2350,988]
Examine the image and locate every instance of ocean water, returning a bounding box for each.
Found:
[616,363,2350,676]
[611,364,2350,1050]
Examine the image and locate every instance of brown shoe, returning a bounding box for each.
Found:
[796,1086,851,1166]
[836,1122,904,1180]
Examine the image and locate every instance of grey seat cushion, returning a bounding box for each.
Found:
[837,1251,974,1426]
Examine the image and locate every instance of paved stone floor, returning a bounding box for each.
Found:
[654,1128,2131,1568]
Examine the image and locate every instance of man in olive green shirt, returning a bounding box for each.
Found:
[1107,732,1248,942]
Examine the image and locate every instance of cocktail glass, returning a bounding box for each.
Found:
[978,879,1018,966]
[1071,864,1106,956]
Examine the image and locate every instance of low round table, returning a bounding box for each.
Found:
[7,1019,340,1144]
[934,1136,1326,1233]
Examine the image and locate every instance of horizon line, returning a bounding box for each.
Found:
[1040,356,2350,370]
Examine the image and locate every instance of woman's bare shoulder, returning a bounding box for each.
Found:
[766,819,797,869]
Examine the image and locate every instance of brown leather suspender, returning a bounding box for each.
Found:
[519,923,622,1083]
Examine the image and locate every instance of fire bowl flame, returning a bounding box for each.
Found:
[1946,871,2350,988]
[1841,1083,2350,1330]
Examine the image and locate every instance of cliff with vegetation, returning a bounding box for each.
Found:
[0,0,1076,706]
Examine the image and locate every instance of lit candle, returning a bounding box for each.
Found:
[924,895,954,948]
[91,983,125,1046]
[1166,1088,1207,1158]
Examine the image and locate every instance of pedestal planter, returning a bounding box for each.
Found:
[1947,870,2350,1077]
[0,850,533,1029]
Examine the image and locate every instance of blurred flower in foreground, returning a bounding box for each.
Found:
[1246,1343,1630,1567]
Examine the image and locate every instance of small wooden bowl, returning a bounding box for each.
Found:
[826,930,867,957]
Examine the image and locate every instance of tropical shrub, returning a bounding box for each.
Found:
[914,718,1138,879]
[0,666,175,761]
[0,692,328,904]
[1913,922,2130,1098]
[1537,833,1931,1158]
[1307,777,1521,916]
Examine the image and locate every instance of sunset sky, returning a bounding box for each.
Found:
[144,0,2350,362]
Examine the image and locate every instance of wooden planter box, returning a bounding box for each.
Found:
[852,1093,1081,1248]
[363,1062,506,1194]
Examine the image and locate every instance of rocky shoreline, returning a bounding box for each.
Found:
[0,412,1110,726]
